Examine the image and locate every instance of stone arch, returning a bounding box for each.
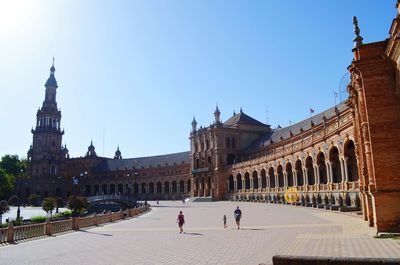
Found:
[133,183,139,194]
[244,172,250,189]
[109,184,115,195]
[141,183,147,193]
[268,167,275,188]
[187,179,191,192]
[172,181,178,193]
[317,152,327,184]
[149,182,154,193]
[101,184,107,195]
[179,180,185,193]
[277,165,284,187]
[157,182,162,194]
[286,162,293,187]
[228,175,234,191]
[85,185,91,196]
[118,183,123,195]
[344,140,359,181]
[306,156,315,185]
[261,169,267,188]
[295,160,304,186]
[164,181,170,193]
[252,170,259,189]
[330,146,342,183]
[236,173,242,190]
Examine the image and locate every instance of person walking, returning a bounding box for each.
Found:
[177,211,185,234]
[223,214,227,229]
[234,206,242,230]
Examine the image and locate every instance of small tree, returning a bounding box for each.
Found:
[8,195,19,206]
[42,197,56,219]
[27,194,40,206]
[0,200,10,224]
[68,196,88,217]
[54,197,64,213]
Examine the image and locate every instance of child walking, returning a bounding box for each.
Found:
[223,214,227,229]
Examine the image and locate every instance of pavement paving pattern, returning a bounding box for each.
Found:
[0,201,399,265]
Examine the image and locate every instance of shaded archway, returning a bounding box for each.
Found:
[179,180,185,193]
[187,179,191,192]
[244,172,250,189]
[85,185,91,196]
[268,167,275,188]
[236,174,242,190]
[164,181,170,193]
[133,183,139,194]
[317,152,327,184]
[286,163,293,187]
[109,184,115,195]
[295,160,304,186]
[277,165,284,187]
[252,170,258,189]
[345,140,359,181]
[157,182,162,194]
[141,183,147,194]
[118,184,123,195]
[330,147,342,183]
[306,156,315,185]
[94,184,99,195]
[149,182,154,194]
[102,184,107,195]
[228,175,234,191]
[172,181,177,193]
[261,169,267,188]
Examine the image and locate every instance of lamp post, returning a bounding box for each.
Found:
[133,168,138,206]
[127,173,132,209]
[16,169,24,220]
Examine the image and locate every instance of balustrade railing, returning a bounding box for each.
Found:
[52,219,72,234]
[0,228,7,244]
[14,223,45,241]
[0,205,150,244]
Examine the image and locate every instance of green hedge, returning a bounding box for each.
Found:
[30,215,46,223]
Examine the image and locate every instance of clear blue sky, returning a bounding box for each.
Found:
[0,0,396,159]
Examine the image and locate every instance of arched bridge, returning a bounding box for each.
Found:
[86,195,137,207]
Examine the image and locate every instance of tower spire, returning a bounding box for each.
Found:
[214,103,221,124]
[352,16,363,48]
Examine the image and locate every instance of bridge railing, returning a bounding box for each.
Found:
[1,204,150,244]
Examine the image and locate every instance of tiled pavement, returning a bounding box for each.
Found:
[0,201,399,265]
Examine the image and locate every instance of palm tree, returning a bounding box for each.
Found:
[0,200,10,224]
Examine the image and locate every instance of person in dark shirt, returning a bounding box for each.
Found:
[234,206,242,229]
[177,211,185,234]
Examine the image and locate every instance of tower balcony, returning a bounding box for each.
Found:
[191,167,209,174]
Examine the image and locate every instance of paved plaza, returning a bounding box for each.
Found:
[0,201,399,265]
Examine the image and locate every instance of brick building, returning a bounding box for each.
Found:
[26,4,400,233]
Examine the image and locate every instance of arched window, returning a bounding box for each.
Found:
[345,140,359,181]
[268,167,275,188]
[236,174,242,190]
[295,160,303,186]
[228,175,234,191]
[261,169,267,188]
[317,152,327,184]
[330,147,342,183]
[244,172,250,189]
[252,170,258,189]
[277,165,284,187]
[306,156,315,185]
[286,163,293,187]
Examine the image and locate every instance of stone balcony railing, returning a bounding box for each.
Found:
[0,205,150,244]
[191,167,209,174]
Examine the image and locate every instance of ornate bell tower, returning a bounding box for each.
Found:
[27,58,68,197]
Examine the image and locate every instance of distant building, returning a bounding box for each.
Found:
[26,4,400,233]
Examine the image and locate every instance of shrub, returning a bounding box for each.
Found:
[8,195,19,206]
[67,196,88,216]
[30,215,46,223]
[27,194,40,206]
[61,210,72,218]
[42,197,56,218]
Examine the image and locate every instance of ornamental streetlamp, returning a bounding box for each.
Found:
[16,169,24,220]
[127,173,132,209]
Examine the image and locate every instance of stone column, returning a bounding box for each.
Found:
[234,179,237,191]
[343,157,349,183]
[275,174,278,189]
[293,170,297,187]
[303,168,308,186]
[327,162,333,183]
[340,158,345,183]
[184,183,188,193]
[250,177,254,190]
[315,166,320,185]
[169,185,172,194]
[283,172,288,188]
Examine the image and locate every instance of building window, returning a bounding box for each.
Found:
[226,137,230,148]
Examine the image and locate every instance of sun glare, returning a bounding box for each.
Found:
[0,0,35,35]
